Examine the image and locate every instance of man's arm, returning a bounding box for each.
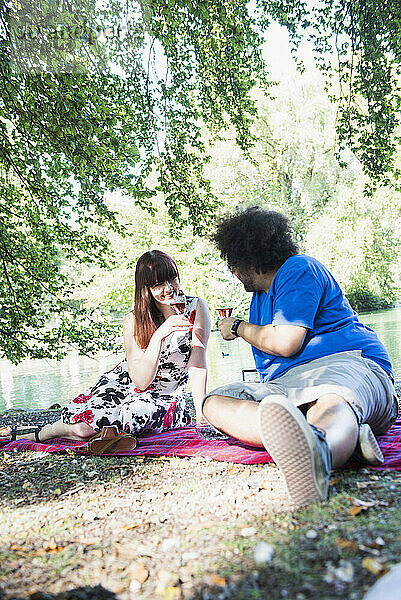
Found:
[218,317,307,357]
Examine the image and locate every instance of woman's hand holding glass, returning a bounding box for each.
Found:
[156,314,191,340]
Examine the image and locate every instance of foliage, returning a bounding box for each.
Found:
[2,0,401,361]
[225,80,343,237]
[72,194,252,325]
[0,67,148,362]
[78,71,401,319]
[201,72,401,313]
[0,0,267,361]
[345,284,392,313]
[259,0,401,186]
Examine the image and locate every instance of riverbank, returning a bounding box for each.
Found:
[0,386,400,600]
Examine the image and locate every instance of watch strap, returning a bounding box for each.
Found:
[231,318,243,337]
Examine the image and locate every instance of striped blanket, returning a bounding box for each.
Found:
[1,416,401,469]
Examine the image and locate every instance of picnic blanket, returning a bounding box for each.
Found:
[1,416,401,469]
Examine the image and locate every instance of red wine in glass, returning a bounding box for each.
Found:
[170,291,186,314]
[216,307,233,318]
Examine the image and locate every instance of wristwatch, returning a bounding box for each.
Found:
[231,318,243,337]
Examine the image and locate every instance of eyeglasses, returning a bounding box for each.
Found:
[150,278,179,293]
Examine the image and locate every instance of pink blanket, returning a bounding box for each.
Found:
[1,416,401,469]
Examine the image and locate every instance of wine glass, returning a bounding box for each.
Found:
[170,290,186,314]
[216,307,233,319]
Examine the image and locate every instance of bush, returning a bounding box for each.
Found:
[345,285,392,313]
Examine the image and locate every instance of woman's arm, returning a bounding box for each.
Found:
[123,312,191,390]
[187,298,211,424]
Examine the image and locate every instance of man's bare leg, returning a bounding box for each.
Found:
[203,392,359,466]
[202,394,263,447]
[306,394,359,467]
[0,420,95,442]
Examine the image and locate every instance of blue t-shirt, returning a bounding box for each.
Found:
[249,255,393,381]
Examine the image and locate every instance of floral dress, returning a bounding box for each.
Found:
[61,296,198,435]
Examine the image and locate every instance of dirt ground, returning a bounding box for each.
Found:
[1,392,401,600]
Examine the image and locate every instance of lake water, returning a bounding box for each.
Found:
[1,307,400,412]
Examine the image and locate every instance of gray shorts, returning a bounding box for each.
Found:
[204,351,398,435]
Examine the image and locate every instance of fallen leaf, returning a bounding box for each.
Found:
[121,522,141,531]
[362,538,386,550]
[356,481,375,489]
[32,545,64,556]
[349,506,364,517]
[348,497,376,515]
[362,557,389,576]
[210,574,226,587]
[329,477,342,486]
[227,466,240,475]
[334,538,358,551]
[128,562,149,584]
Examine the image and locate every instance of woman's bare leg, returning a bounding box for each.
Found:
[0,420,95,442]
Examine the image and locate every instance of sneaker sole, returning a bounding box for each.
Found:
[358,424,384,466]
[258,396,326,506]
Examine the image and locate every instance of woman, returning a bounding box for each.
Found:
[0,250,211,445]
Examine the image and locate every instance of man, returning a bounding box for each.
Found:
[203,207,398,506]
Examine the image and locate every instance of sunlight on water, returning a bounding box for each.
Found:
[359,307,401,379]
[0,307,400,412]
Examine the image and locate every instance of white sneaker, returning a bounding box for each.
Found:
[353,423,384,466]
[258,395,332,506]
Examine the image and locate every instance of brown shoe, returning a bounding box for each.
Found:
[77,426,137,455]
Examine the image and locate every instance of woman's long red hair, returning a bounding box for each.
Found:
[133,250,179,349]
